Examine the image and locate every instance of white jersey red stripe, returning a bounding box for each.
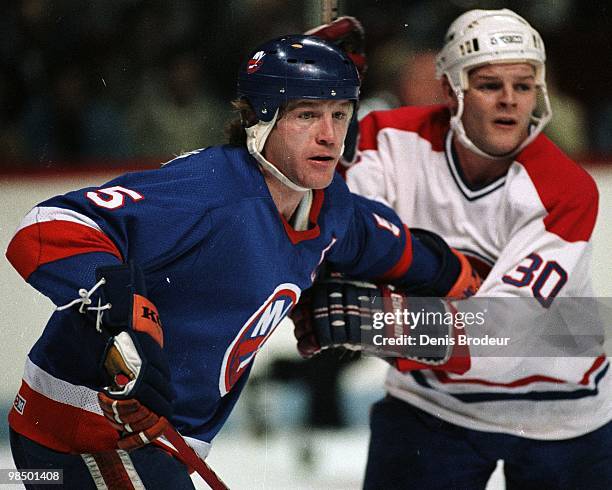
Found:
[347,105,612,439]
[432,354,607,390]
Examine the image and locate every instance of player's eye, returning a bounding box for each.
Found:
[478,82,502,91]
[298,111,315,120]
[515,83,534,92]
[333,111,348,120]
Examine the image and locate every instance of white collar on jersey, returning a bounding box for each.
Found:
[290,189,314,231]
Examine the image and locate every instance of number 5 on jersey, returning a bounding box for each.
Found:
[502,253,568,308]
[86,186,144,210]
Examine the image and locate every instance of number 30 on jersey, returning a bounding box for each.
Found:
[502,253,568,308]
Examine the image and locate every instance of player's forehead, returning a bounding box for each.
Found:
[285,99,353,112]
[468,62,536,80]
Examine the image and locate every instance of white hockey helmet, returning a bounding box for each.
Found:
[435,9,552,159]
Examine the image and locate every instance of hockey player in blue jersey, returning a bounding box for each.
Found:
[6,34,480,488]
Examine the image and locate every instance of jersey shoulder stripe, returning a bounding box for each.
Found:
[359,105,450,152]
[6,206,122,280]
[516,134,598,242]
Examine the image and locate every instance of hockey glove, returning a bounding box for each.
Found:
[404,229,482,299]
[95,262,174,449]
[291,272,453,366]
[97,393,169,450]
[306,16,367,78]
[447,249,482,298]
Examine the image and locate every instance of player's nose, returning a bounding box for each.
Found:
[498,83,517,107]
[315,113,338,146]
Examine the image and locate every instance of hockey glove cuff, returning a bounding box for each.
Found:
[403,229,482,299]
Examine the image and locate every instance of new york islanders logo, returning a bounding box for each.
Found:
[219,283,301,396]
[247,50,266,74]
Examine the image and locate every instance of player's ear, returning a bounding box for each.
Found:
[441,76,458,113]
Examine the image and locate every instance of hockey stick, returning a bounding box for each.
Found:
[163,425,229,490]
[321,0,339,23]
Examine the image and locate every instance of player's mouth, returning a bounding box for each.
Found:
[308,155,336,166]
[493,117,518,128]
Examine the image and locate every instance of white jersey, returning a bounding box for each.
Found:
[346,105,612,440]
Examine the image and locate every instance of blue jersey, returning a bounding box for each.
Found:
[6,145,436,457]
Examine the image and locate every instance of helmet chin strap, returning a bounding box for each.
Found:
[449,85,552,161]
[245,109,310,193]
[245,108,346,193]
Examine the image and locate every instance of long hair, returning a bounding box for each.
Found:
[225,99,258,147]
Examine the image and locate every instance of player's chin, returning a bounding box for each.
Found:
[485,134,524,156]
[303,161,337,188]
[488,126,528,152]
[300,171,335,189]
[305,174,335,189]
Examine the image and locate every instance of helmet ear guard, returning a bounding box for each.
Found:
[435,9,552,160]
[236,34,360,190]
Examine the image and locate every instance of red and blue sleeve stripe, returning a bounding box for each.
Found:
[6,206,123,281]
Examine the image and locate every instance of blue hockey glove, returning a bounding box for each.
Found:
[94,262,174,449]
[291,272,453,365]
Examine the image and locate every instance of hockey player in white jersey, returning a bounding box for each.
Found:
[300,9,612,489]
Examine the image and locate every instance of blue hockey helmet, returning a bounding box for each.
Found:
[237,34,360,122]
